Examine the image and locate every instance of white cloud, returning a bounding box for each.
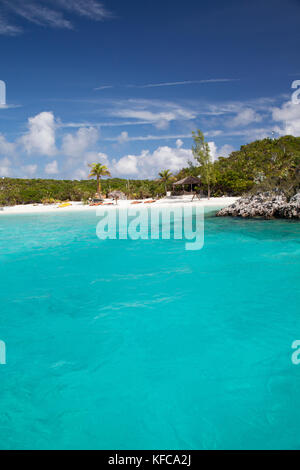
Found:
[92,151,109,166]
[208,142,217,162]
[6,2,72,29]
[20,111,57,156]
[227,108,263,127]
[129,79,239,88]
[218,144,235,158]
[65,151,109,180]
[104,133,192,142]
[112,109,189,130]
[113,145,194,178]
[272,100,300,136]
[45,160,59,175]
[176,139,183,148]
[55,0,111,20]
[208,142,235,161]
[0,158,37,178]
[21,164,37,178]
[0,0,112,36]
[113,154,139,176]
[0,157,12,176]
[110,99,196,129]
[62,127,99,157]
[0,134,16,156]
[117,131,129,143]
[94,85,114,91]
[0,17,22,35]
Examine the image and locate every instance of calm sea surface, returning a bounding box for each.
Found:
[0,208,300,449]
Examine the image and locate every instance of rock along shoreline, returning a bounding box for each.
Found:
[216,192,300,219]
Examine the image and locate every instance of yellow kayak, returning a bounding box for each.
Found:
[58,203,72,208]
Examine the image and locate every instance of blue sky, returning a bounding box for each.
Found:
[0,0,300,179]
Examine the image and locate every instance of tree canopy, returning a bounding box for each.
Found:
[0,135,299,206]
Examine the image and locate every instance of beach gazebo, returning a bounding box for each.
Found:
[108,190,127,204]
[173,176,201,193]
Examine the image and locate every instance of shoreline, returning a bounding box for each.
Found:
[0,196,239,215]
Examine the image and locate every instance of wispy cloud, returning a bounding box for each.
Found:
[0,16,23,35]
[0,0,112,35]
[127,78,240,88]
[0,104,22,109]
[104,133,193,142]
[57,120,159,128]
[94,85,114,91]
[4,1,72,29]
[108,99,196,129]
[94,78,239,91]
[55,0,112,20]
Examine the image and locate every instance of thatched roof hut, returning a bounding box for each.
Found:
[173,176,201,186]
[108,190,127,200]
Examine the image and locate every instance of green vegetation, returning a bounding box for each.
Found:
[192,130,216,199]
[0,135,299,206]
[0,177,165,206]
[188,134,300,197]
[88,163,111,194]
[158,169,174,195]
[213,135,300,197]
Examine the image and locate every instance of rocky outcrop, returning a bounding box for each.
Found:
[216,192,300,219]
[277,193,300,219]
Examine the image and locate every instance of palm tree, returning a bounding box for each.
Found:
[88,163,111,195]
[159,169,173,195]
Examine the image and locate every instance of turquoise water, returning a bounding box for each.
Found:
[0,208,300,450]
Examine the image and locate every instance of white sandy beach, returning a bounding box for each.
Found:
[0,196,238,215]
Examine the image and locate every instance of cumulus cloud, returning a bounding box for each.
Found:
[218,144,235,158]
[0,158,37,178]
[208,142,217,162]
[112,145,194,178]
[62,127,99,157]
[227,108,263,127]
[0,157,12,176]
[45,160,59,175]
[272,100,300,136]
[20,111,57,156]
[21,164,37,178]
[0,134,16,156]
[65,151,109,180]
[113,154,139,176]
[117,131,129,144]
[208,142,235,161]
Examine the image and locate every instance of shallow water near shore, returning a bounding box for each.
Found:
[0,208,300,449]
